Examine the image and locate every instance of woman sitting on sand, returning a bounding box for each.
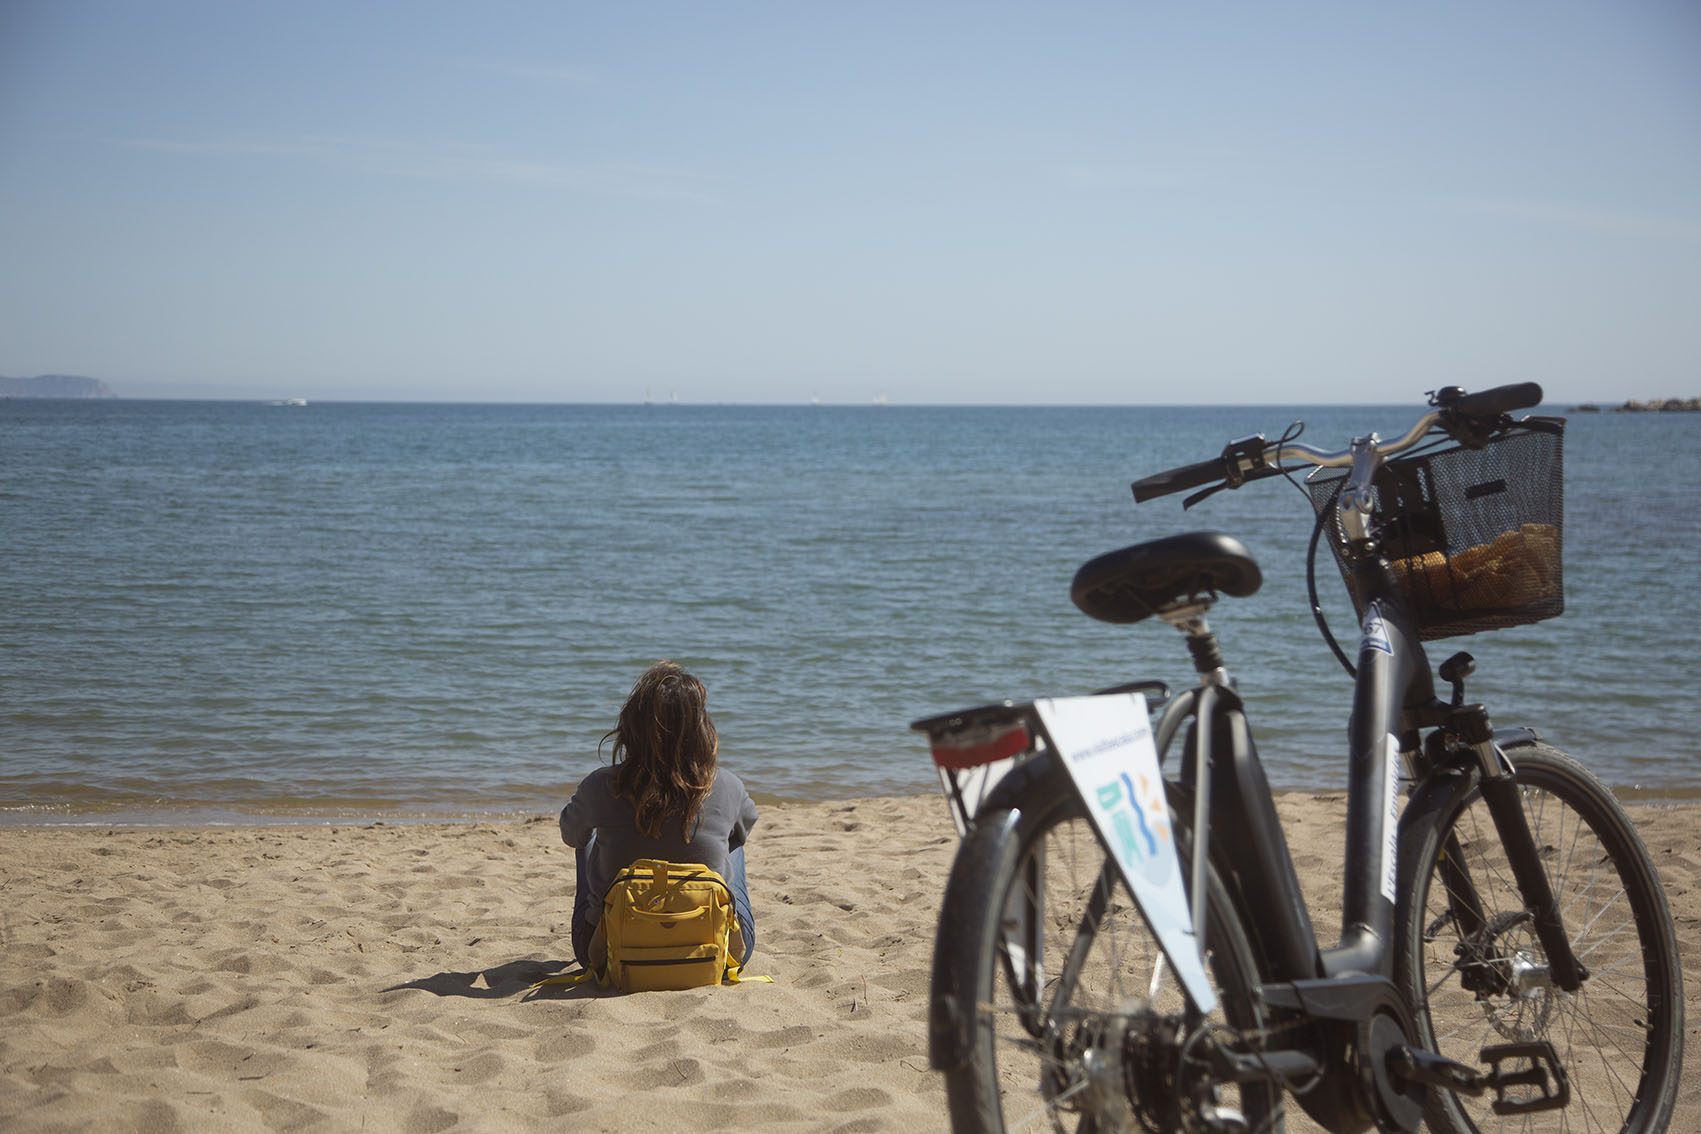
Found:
[560,661,758,974]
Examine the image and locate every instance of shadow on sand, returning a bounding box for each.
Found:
[382,958,617,1000]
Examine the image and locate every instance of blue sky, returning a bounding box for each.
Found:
[2,1,1697,404]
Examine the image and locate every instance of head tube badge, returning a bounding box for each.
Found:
[1361,601,1393,655]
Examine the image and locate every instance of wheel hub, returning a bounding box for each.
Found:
[1459,913,1558,1042]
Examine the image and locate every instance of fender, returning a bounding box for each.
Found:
[1494,725,1542,750]
[974,748,1064,818]
[1400,725,1541,836]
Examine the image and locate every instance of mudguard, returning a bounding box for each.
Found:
[1399,726,1540,837]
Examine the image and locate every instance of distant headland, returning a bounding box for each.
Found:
[1,374,115,398]
[1572,398,1700,413]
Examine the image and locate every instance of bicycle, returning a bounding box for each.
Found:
[913,384,1684,1133]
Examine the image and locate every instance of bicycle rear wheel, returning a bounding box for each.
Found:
[932,757,1282,1133]
[1395,742,1684,1134]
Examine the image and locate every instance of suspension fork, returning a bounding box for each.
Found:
[1450,714,1587,992]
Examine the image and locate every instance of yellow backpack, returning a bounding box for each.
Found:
[600,859,747,992]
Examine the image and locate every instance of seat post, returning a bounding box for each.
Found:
[1158,599,1230,685]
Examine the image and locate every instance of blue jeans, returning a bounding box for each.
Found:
[572,838,756,971]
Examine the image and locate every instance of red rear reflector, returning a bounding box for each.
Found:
[931,724,1030,770]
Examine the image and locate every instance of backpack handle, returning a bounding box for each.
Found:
[629,904,710,922]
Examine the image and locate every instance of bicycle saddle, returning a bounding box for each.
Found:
[1071,531,1262,624]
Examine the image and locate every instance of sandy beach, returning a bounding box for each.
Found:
[3,793,1696,1133]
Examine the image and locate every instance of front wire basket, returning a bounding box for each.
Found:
[1306,419,1565,641]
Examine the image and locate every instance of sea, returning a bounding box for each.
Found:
[4,399,1697,826]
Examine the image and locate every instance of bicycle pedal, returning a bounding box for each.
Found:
[1480,1042,1569,1115]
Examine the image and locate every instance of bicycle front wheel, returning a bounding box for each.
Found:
[932,758,1282,1133]
[1395,741,1684,1134]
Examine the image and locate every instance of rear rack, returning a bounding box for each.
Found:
[911,681,1170,833]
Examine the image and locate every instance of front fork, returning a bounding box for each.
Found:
[1442,706,1587,993]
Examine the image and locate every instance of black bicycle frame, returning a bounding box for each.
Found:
[1155,549,1585,1013]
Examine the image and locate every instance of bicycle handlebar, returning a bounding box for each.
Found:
[1131,456,1237,502]
[1131,382,1544,503]
[1443,381,1543,419]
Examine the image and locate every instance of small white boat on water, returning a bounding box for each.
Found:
[282,397,308,407]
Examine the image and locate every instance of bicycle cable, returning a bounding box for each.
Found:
[1306,492,1356,679]
[1263,421,1360,679]
[1274,421,1461,680]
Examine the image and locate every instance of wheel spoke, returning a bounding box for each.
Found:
[943,787,1281,1133]
[1396,745,1682,1134]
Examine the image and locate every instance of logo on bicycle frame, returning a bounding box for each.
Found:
[1361,600,1394,655]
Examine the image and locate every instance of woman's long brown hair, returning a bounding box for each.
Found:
[604,661,718,839]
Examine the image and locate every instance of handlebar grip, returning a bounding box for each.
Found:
[1132,456,1229,502]
[1452,382,1543,418]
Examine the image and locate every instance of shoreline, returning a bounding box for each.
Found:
[4,793,1696,1131]
[9,780,1701,831]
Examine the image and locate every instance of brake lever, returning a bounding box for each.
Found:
[1180,462,1286,510]
[1181,482,1229,510]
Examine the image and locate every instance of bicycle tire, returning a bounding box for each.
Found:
[932,755,1283,1132]
[1394,741,1684,1134]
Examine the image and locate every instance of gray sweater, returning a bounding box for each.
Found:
[559,766,757,925]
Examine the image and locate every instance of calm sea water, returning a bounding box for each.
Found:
[4,399,1697,824]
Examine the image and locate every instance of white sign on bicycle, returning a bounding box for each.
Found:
[1034,693,1217,1014]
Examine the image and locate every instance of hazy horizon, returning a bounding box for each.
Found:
[3,377,1669,409]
